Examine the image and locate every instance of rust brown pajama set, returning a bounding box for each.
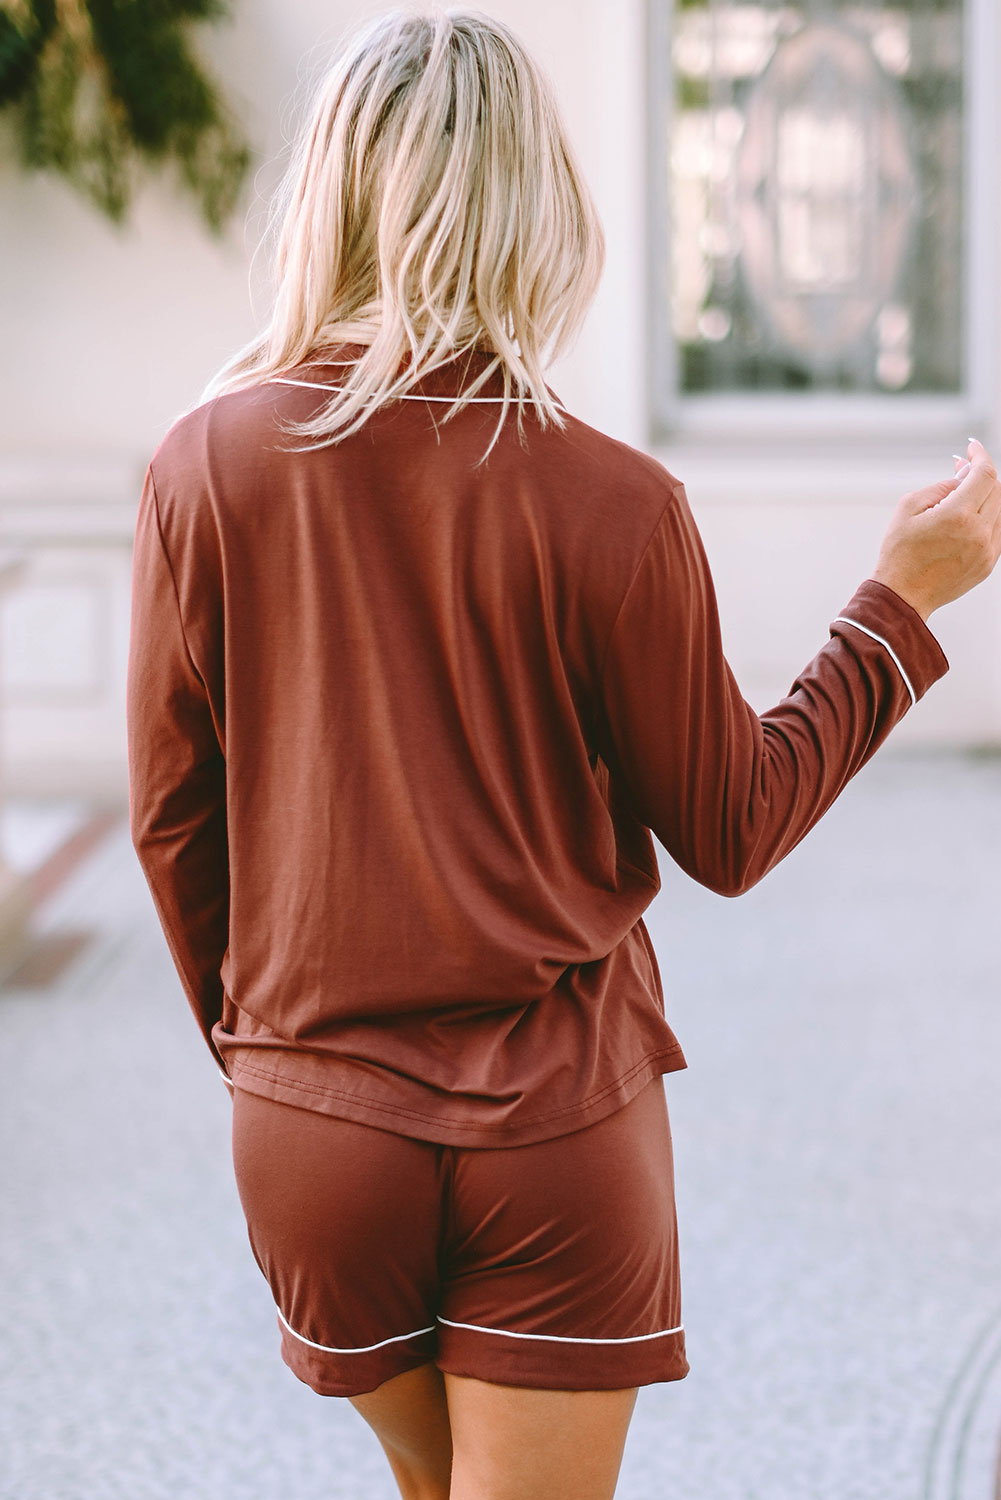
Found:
[126,344,950,1396]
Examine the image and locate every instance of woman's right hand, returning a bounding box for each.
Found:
[869,438,1001,620]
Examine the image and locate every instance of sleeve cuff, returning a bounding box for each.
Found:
[830,577,950,706]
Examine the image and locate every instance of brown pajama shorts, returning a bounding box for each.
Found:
[229,1072,689,1397]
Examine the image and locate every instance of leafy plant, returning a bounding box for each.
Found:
[0,0,253,233]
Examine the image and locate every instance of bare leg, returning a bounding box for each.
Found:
[349,1362,454,1500]
[443,1371,639,1500]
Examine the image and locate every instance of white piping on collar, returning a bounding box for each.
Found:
[269,376,567,411]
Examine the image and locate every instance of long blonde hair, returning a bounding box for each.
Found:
[197,6,605,462]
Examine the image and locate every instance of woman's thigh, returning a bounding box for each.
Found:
[444,1373,639,1500]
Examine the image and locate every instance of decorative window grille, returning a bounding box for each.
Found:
[648,0,982,437]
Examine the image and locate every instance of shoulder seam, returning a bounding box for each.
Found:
[146,461,206,686]
[596,481,683,694]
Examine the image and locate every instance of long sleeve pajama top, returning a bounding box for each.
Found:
[126,343,951,1147]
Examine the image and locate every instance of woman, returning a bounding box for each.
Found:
[125,8,1001,1499]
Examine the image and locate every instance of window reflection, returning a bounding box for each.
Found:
[775,109,868,286]
[662,0,964,395]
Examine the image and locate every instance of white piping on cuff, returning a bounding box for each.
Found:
[270,376,568,411]
[218,1068,235,1089]
[276,1303,436,1354]
[436,1316,684,1345]
[831,616,917,708]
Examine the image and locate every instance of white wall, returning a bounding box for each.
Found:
[0,0,634,458]
[0,0,999,799]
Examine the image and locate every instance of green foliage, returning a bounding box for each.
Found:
[0,0,253,233]
[0,1,55,102]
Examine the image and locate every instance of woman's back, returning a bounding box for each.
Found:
[134,342,692,1144]
[131,338,950,1147]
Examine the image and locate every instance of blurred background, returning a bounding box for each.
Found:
[1,2,999,1498]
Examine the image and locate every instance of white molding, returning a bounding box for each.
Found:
[648,440,973,508]
[0,486,135,562]
[0,504,137,547]
[0,455,139,547]
[966,0,1001,429]
[655,394,982,447]
[0,453,141,502]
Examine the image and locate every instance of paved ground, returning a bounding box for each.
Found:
[1,748,999,1500]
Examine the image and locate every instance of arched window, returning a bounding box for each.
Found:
[648,0,994,442]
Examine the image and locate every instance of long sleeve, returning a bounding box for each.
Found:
[126,462,230,1067]
[595,481,951,897]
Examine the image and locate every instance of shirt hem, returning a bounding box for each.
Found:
[225,1044,688,1147]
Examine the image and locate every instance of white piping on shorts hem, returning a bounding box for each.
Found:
[276,1303,435,1354]
[270,376,567,410]
[831,616,917,707]
[436,1316,685,1345]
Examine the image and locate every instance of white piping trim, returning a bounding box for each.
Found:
[218,1068,235,1089]
[436,1316,684,1345]
[269,376,567,411]
[276,1303,435,1354]
[831,616,917,707]
[275,1304,683,1353]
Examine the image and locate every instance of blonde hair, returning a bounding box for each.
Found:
[197,6,604,462]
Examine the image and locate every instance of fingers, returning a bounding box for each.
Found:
[959,441,1001,573]
[982,484,1001,529]
[950,438,999,517]
[967,437,998,484]
[969,439,1001,522]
